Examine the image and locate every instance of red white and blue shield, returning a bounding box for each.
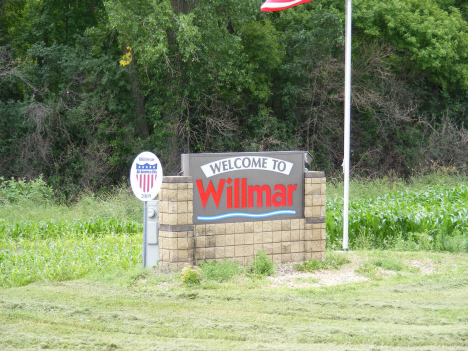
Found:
[136,163,158,193]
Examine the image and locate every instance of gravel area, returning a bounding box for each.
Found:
[268,252,368,288]
[268,253,438,288]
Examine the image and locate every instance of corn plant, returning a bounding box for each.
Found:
[0,218,142,240]
[0,232,141,287]
[326,185,468,250]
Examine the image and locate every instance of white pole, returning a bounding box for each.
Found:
[343,0,352,251]
[143,201,147,268]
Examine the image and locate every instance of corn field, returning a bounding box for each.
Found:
[0,218,142,287]
[326,185,468,251]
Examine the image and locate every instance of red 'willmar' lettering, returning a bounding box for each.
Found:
[196,178,297,209]
[248,185,271,208]
[196,179,225,209]
[272,184,286,206]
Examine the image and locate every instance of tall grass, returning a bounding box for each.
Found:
[0,182,142,224]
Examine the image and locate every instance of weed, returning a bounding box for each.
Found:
[247,251,275,277]
[352,227,373,250]
[371,256,408,272]
[356,262,383,280]
[199,258,240,283]
[294,254,351,272]
[435,231,468,253]
[0,175,53,204]
[180,264,201,285]
[0,182,142,224]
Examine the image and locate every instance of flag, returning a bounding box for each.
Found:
[261,0,311,12]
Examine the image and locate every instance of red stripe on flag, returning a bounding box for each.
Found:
[139,174,142,190]
[151,173,153,190]
[261,0,311,11]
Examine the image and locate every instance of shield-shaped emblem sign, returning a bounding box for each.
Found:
[130,151,163,201]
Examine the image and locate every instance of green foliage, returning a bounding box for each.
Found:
[354,0,468,88]
[0,182,142,224]
[180,264,201,285]
[0,232,140,288]
[198,258,240,283]
[294,254,350,272]
[0,218,142,240]
[0,175,53,203]
[371,256,408,272]
[0,183,142,288]
[247,251,275,277]
[327,183,468,252]
[2,0,468,189]
[104,0,175,66]
[356,252,418,280]
[5,0,106,52]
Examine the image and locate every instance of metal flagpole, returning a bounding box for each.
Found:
[143,201,147,268]
[259,0,352,250]
[343,0,352,251]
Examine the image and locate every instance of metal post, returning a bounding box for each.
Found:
[145,200,159,268]
[343,0,352,251]
[143,201,147,268]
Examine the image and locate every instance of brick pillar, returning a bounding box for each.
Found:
[304,171,326,260]
[158,176,194,270]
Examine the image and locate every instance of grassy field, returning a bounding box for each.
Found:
[1,250,468,350]
[1,172,468,350]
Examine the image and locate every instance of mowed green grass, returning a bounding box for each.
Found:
[1,251,468,351]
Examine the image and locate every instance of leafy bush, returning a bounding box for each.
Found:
[199,258,240,283]
[247,251,275,277]
[434,232,468,253]
[294,254,350,272]
[180,264,201,286]
[0,176,54,204]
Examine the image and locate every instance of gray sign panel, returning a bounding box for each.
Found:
[182,151,306,224]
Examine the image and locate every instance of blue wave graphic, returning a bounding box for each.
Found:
[198,210,296,221]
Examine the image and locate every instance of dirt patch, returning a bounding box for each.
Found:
[408,259,437,275]
[267,254,442,288]
[268,253,369,288]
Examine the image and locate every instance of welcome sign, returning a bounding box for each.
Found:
[181,152,307,224]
